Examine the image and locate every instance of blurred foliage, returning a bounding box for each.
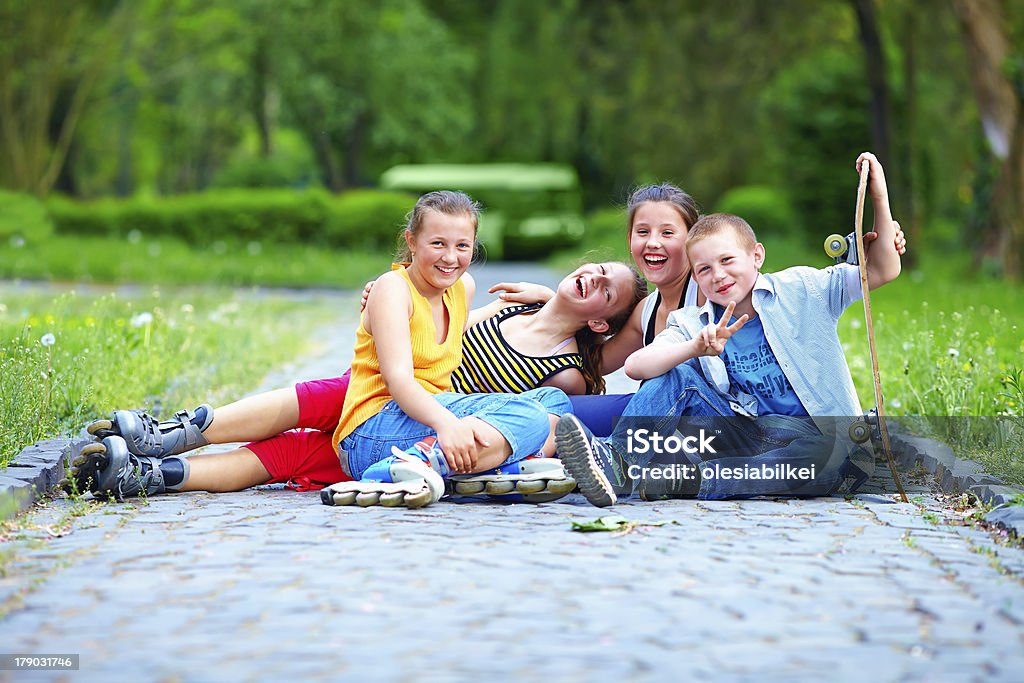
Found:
[714,186,801,241]
[0,0,1021,271]
[1,234,390,289]
[46,188,415,249]
[0,191,53,244]
[322,190,417,251]
[759,48,872,238]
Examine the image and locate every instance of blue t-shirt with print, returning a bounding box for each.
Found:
[716,307,808,416]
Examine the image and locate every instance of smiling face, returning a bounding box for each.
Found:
[404,210,476,294]
[628,201,692,287]
[687,226,764,316]
[555,262,638,325]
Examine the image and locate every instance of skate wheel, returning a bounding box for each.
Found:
[356,491,381,507]
[515,480,546,494]
[403,489,432,508]
[484,481,516,495]
[379,491,407,507]
[823,234,847,258]
[849,421,871,444]
[453,481,485,495]
[73,441,108,467]
[86,419,115,438]
[331,490,358,506]
[547,478,577,495]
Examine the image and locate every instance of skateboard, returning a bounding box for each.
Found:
[823,162,908,502]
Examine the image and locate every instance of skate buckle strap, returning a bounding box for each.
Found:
[389,445,449,476]
[286,476,323,492]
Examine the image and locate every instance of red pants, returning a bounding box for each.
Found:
[246,372,353,490]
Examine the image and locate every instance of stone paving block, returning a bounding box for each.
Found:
[3,279,1024,681]
[0,475,35,518]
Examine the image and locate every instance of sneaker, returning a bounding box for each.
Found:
[636,462,700,501]
[75,435,171,500]
[555,414,629,507]
[321,450,445,509]
[448,456,577,503]
[87,405,213,458]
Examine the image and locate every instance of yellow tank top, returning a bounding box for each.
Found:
[332,266,468,449]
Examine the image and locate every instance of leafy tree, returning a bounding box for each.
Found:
[952,0,1024,279]
[0,0,133,195]
[759,48,872,238]
[274,0,473,189]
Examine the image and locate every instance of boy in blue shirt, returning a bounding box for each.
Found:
[557,152,902,505]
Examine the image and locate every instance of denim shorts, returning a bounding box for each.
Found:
[340,387,570,480]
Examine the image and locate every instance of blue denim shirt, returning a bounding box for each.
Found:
[653,264,864,421]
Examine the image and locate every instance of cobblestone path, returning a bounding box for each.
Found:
[1,264,1021,682]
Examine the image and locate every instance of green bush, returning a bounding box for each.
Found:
[714,185,801,240]
[0,190,54,243]
[323,190,416,250]
[45,188,418,249]
[585,206,627,245]
[211,155,320,190]
[211,129,321,190]
[46,195,117,237]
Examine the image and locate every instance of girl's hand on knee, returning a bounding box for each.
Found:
[437,420,479,473]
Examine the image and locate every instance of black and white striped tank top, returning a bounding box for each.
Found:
[451,304,584,394]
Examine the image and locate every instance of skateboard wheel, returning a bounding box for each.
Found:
[849,421,871,444]
[824,233,847,258]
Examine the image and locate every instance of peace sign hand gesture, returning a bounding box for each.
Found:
[694,301,749,357]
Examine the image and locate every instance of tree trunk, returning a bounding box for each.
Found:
[342,114,367,189]
[251,34,273,158]
[899,5,919,269]
[851,0,893,171]
[313,131,343,192]
[952,0,1023,279]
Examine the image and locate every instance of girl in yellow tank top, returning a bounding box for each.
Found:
[324,191,574,509]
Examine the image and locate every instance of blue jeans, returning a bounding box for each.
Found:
[341,387,571,480]
[610,361,847,499]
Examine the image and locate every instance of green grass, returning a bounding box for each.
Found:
[3,234,392,289]
[0,286,342,467]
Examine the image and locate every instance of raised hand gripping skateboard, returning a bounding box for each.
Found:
[824,162,908,503]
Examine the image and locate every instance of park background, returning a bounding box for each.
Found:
[0,1,1022,484]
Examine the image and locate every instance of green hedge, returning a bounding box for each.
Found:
[0,190,53,244]
[46,188,416,249]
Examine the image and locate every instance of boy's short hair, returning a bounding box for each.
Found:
[685,213,759,254]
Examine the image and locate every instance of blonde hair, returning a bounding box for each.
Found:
[685,213,758,255]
